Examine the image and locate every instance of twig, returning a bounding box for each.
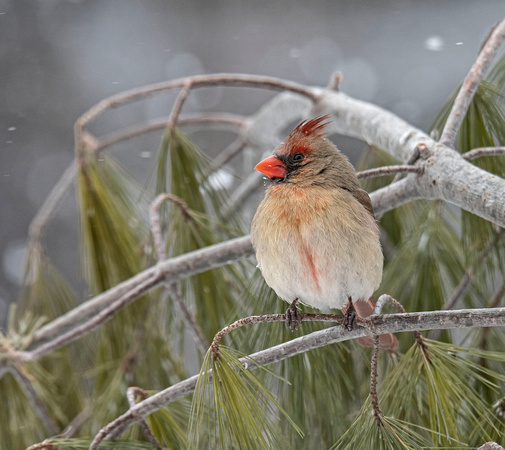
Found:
[59,406,91,439]
[374,294,426,354]
[369,335,383,428]
[149,193,209,355]
[150,193,195,261]
[327,71,343,91]
[444,229,502,311]
[440,18,505,148]
[204,134,248,177]
[127,387,162,450]
[357,165,421,180]
[210,312,343,360]
[90,306,505,445]
[370,177,421,218]
[165,282,209,355]
[10,367,59,435]
[27,161,76,248]
[222,171,264,218]
[95,113,247,153]
[463,146,505,160]
[167,81,192,130]
[428,229,504,340]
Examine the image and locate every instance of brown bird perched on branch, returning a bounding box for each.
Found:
[251,115,397,350]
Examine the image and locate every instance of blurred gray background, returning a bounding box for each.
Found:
[1,0,504,325]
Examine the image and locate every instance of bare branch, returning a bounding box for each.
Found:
[27,161,76,248]
[210,312,343,360]
[440,18,505,147]
[59,406,91,439]
[374,294,425,350]
[75,73,318,134]
[369,335,383,428]
[127,387,162,450]
[369,177,421,218]
[204,134,248,177]
[442,229,503,311]
[10,367,59,435]
[95,113,247,153]
[91,306,505,444]
[357,165,421,180]
[463,146,505,160]
[167,82,192,130]
[165,282,209,355]
[150,194,213,354]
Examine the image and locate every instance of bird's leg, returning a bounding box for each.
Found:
[343,297,357,331]
[286,298,302,331]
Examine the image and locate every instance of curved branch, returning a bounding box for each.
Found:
[90,306,505,445]
[440,18,505,148]
[356,165,421,180]
[463,146,505,160]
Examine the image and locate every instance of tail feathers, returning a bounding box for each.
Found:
[346,298,398,351]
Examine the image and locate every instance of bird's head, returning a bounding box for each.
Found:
[255,115,360,190]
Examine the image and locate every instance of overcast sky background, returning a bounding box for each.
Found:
[1,0,504,325]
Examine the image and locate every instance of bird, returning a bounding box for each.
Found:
[251,115,397,350]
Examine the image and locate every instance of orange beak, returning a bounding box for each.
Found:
[255,155,287,180]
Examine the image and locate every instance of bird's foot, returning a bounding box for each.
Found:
[286,298,302,331]
[343,297,357,331]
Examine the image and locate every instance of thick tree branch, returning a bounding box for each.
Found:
[318,90,505,226]
[91,306,505,445]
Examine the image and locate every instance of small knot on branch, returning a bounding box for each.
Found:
[327,72,343,91]
[417,142,431,160]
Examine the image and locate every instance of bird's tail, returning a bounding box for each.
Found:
[345,298,398,351]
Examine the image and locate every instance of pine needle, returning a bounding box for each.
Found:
[189,346,302,449]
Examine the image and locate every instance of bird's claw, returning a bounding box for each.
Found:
[343,298,357,331]
[286,298,302,331]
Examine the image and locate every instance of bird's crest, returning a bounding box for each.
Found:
[282,115,331,157]
[294,115,331,138]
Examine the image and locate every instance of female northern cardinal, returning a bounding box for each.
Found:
[251,115,397,350]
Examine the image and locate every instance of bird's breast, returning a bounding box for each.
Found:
[251,184,383,310]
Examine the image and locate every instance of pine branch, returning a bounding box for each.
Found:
[90,305,505,445]
[20,236,254,357]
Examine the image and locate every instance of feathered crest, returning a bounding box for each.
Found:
[293,114,331,138]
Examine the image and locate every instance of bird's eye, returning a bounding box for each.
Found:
[293,153,304,161]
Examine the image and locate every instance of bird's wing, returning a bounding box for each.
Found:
[351,188,375,218]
